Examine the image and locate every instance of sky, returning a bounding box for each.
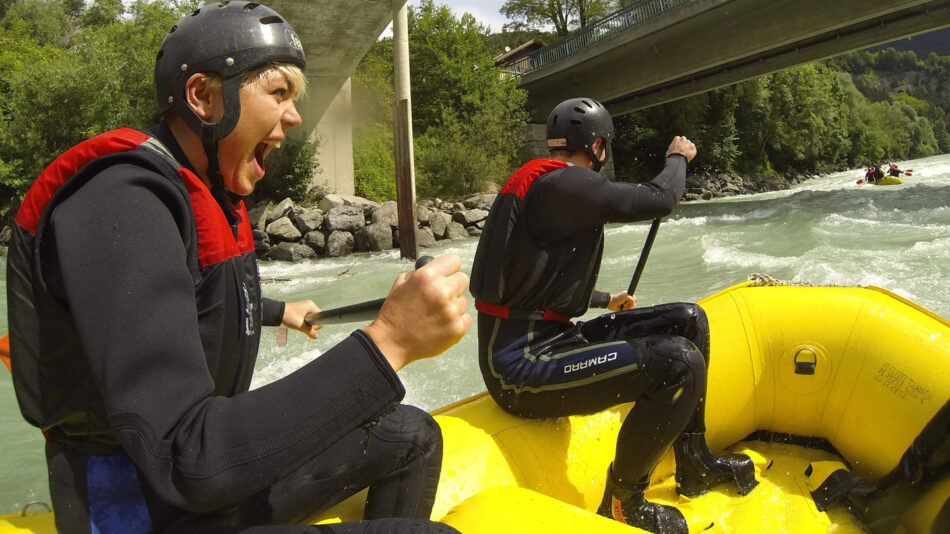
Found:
[438,0,509,33]
[381,0,513,38]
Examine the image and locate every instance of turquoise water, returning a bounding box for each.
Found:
[1,155,948,514]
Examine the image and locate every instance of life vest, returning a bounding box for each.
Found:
[6,127,263,442]
[470,158,604,321]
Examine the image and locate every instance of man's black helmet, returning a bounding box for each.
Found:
[546,97,614,172]
[154,1,306,142]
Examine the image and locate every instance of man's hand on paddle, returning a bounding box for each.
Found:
[666,136,697,162]
[608,292,637,312]
[282,300,323,339]
[364,254,472,372]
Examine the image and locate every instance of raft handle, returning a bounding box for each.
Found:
[20,501,52,516]
[794,347,817,375]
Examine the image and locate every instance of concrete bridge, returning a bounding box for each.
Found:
[269,0,950,195]
[266,0,407,196]
[514,0,950,121]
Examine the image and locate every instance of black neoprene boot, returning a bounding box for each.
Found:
[673,432,758,497]
[596,464,688,534]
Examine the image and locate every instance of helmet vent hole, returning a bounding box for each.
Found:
[573,107,586,114]
[191,9,200,16]
[570,119,582,125]
[168,24,177,33]
[260,15,283,25]
[245,2,260,10]
[156,50,164,60]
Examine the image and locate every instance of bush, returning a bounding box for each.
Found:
[249,137,320,205]
[353,123,397,202]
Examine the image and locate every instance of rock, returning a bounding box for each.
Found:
[444,221,469,240]
[417,226,437,248]
[247,202,269,231]
[462,193,496,211]
[428,211,452,238]
[303,231,325,254]
[252,229,270,255]
[267,197,295,223]
[393,226,437,248]
[293,207,324,234]
[266,216,302,242]
[466,226,482,237]
[416,205,432,224]
[453,208,489,226]
[268,242,315,262]
[371,201,400,227]
[319,193,380,213]
[318,194,345,212]
[355,222,394,252]
[325,205,365,233]
[326,230,354,257]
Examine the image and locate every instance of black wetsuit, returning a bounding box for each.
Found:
[6,125,454,534]
[471,157,713,483]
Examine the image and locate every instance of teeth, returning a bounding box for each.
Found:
[273,141,282,149]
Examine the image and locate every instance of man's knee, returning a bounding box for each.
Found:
[374,405,442,455]
[644,335,706,399]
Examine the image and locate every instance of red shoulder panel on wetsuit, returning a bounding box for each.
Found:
[499,159,569,199]
[177,168,255,268]
[15,128,151,235]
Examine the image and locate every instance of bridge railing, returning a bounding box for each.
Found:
[503,0,692,76]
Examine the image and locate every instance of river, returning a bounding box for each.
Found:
[1,154,948,515]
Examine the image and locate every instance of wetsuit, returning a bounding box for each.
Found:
[470,157,713,484]
[6,124,454,534]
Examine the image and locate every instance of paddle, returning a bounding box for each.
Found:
[627,218,662,296]
[1,333,9,372]
[303,255,434,325]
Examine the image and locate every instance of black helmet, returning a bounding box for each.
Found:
[155,1,306,142]
[546,97,614,172]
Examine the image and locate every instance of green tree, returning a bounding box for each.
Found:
[409,0,528,198]
[500,0,612,36]
[0,0,187,218]
[351,0,528,201]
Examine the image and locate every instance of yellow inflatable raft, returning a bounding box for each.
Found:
[871,175,905,185]
[3,280,949,533]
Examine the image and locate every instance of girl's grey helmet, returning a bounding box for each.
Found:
[154,1,307,142]
[546,98,614,172]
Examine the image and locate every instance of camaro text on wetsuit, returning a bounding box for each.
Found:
[564,351,618,374]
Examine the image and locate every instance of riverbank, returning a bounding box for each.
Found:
[0,169,814,259]
[248,168,812,261]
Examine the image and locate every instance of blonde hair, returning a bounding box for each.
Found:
[204,62,308,100]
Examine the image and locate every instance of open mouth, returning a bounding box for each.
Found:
[254,143,269,173]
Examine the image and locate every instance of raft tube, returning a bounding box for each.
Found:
[3,283,949,533]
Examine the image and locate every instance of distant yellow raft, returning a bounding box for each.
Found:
[4,282,949,533]
[868,175,905,185]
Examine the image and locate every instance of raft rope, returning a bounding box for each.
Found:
[748,273,814,287]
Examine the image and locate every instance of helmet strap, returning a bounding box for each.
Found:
[201,123,239,226]
[587,140,610,173]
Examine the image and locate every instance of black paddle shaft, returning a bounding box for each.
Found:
[303,256,433,325]
[627,218,661,295]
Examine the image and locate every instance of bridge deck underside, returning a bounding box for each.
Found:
[520,0,950,119]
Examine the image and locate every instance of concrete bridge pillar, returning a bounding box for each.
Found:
[311,78,355,196]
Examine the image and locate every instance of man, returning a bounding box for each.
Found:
[5,3,469,533]
[470,98,757,533]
